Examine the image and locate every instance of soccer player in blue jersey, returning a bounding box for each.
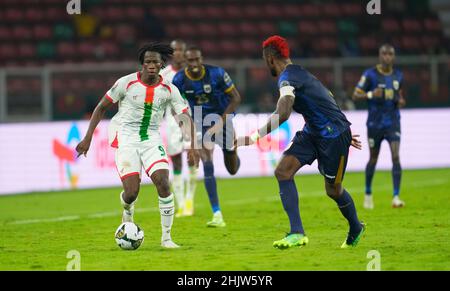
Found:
[353,44,406,209]
[172,46,242,227]
[236,36,364,249]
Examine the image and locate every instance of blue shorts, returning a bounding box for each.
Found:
[367,125,401,149]
[284,128,352,184]
[198,118,235,152]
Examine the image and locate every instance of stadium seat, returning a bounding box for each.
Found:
[33,25,53,40]
[223,4,244,19]
[238,22,260,36]
[258,22,277,36]
[0,27,12,41]
[402,19,423,33]
[4,8,24,22]
[298,21,316,35]
[18,43,36,58]
[300,4,320,18]
[24,8,44,22]
[199,40,219,57]
[318,20,338,35]
[197,22,219,38]
[218,23,238,37]
[243,5,263,19]
[323,3,341,18]
[12,26,33,41]
[57,42,77,59]
[382,19,402,33]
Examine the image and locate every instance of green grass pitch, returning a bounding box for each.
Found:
[0,168,449,270]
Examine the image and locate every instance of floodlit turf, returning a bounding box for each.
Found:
[0,168,449,270]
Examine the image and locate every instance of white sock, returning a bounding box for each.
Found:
[186,166,198,201]
[159,193,175,241]
[120,191,136,215]
[172,173,185,210]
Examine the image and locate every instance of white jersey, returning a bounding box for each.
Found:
[106,72,189,147]
[160,64,178,83]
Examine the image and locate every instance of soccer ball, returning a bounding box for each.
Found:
[114,222,144,250]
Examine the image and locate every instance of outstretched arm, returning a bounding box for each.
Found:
[235,94,294,147]
[176,112,200,167]
[76,97,114,157]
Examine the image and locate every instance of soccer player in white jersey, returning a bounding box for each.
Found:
[76,43,200,249]
[160,40,198,218]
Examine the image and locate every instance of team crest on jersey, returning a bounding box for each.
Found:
[393,80,400,90]
[223,72,231,84]
[203,84,212,93]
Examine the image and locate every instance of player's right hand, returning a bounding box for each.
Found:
[351,134,362,150]
[373,88,384,98]
[76,138,91,158]
[187,149,200,167]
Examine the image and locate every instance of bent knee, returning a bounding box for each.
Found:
[275,167,293,181]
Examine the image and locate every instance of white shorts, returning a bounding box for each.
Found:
[166,112,184,156]
[115,141,169,180]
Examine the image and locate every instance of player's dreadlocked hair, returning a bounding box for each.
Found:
[138,42,174,65]
[262,35,290,59]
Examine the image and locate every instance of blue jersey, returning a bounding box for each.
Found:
[356,65,403,129]
[279,64,351,138]
[172,64,235,118]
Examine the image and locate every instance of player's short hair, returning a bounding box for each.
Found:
[185,46,202,54]
[379,43,395,53]
[262,35,290,59]
[138,42,174,65]
[171,39,187,50]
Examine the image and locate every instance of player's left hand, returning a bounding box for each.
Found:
[187,149,200,167]
[397,97,406,108]
[351,134,362,150]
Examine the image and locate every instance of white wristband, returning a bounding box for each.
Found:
[250,131,260,143]
[367,91,373,99]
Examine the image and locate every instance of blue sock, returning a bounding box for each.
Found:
[278,180,305,235]
[392,162,402,196]
[334,189,361,235]
[203,161,220,213]
[365,162,376,195]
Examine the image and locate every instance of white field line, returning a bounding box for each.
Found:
[7,178,448,225]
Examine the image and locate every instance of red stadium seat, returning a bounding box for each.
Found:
[282,4,302,19]
[401,35,422,52]
[240,39,261,57]
[24,8,44,22]
[218,23,238,37]
[318,20,338,35]
[359,36,378,53]
[57,42,77,59]
[262,4,284,19]
[0,45,16,61]
[223,4,244,19]
[382,19,401,33]
[199,40,219,57]
[298,21,316,35]
[402,19,422,33]
[300,4,320,18]
[125,6,145,21]
[185,6,204,19]
[341,3,362,16]
[218,39,240,58]
[258,22,277,36]
[323,3,341,18]
[423,18,442,33]
[203,6,223,20]
[165,25,179,38]
[18,43,36,58]
[33,25,53,40]
[243,5,264,19]
[238,22,260,36]
[4,9,24,22]
[197,22,219,38]
[77,42,96,58]
[177,22,198,38]
[0,27,12,41]
[12,26,33,40]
